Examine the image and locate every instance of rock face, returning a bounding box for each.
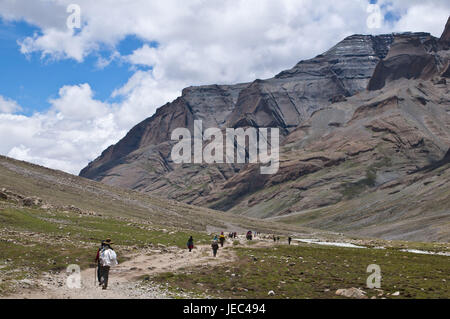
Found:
[368,33,443,90]
[226,34,395,131]
[80,33,398,183]
[80,19,450,242]
[439,17,450,49]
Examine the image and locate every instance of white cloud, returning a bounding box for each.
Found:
[0,95,22,113]
[0,0,449,174]
[49,84,109,121]
[0,74,181,174]
[0,86,126,174]
[112,70,183,128]
[392,4,449,37]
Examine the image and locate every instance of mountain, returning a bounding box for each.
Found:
[80,33,398,192]
[80,18,450,242]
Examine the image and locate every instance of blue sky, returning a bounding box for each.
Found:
[0,18,154,115]
[0,0,448,174]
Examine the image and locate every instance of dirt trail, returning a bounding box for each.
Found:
[7,242,239,299]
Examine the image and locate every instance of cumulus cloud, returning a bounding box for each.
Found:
[0,73,181,174]
[49,84,109,121]
[0,0,448,174]
[0,86,126,174]
[392,4,450,37]
[0,95,22,113]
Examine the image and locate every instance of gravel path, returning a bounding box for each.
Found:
[5,243,238,299]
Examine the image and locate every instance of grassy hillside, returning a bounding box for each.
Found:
[268,159,450,242]
[0,155,320,235]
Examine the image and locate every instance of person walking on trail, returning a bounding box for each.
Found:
[187,236,194,252]
[219,232,226,247]
[273,235,276,243]
[99,238,118,290]
[211,240,219,257]
[94,240,106,285]
[288,237,292,245]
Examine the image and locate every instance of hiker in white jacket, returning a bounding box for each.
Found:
[99,238,118,290]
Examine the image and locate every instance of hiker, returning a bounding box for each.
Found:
[94,240,106,285]
[99,238,118,290]
[211,240,219,257]
[187,236,194,252]
[219,232,226,247]
[273,235,276,242]
[288,237,292,245]
[277,236,280,242]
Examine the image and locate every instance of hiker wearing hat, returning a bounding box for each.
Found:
[99,239,118,290]
[95,240,106,285]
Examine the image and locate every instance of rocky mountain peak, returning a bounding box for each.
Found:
[367,31,445,91]
[79,19,450,241]
[439,16,450,47]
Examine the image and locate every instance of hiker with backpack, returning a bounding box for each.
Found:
[187,236,194,252]
[94,240,106,285]
[211,240,219,257]
[219,232,226,247]
[99,238,118,290]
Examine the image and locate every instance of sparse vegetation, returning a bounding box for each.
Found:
[340,166,377,199]
[153,245,450,299]
[0,204,211,294]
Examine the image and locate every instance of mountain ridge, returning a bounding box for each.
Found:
[79,19,450,242]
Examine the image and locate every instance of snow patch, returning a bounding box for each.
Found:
[293,239,366,249]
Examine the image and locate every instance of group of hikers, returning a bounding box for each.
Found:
[92,232,294,290]
[188,231,295,257]
[187,231,294,257]
[188,232,228,257]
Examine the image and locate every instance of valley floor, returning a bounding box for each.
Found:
[4,243,238,299]
[3,236,449,299]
